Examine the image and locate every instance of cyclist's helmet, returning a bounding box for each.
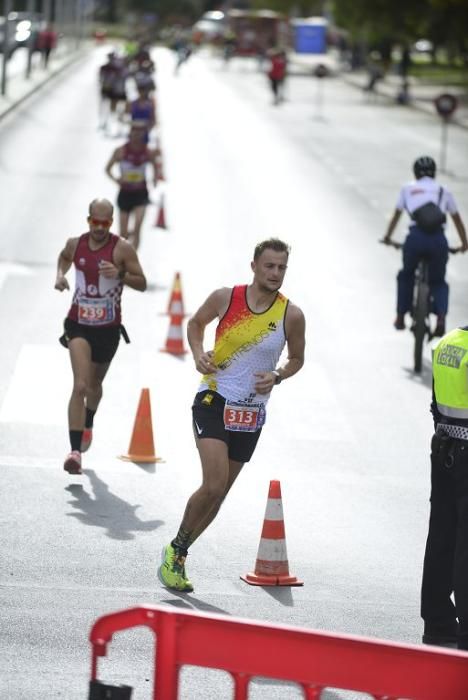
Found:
[413,156,436,179]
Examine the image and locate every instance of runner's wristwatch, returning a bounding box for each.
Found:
[272,370,283,385]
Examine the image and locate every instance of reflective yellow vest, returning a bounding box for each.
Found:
[433,328,468,420]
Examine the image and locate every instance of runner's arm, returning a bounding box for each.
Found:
[254,303,305,394]
[187,288,231,374]
[55,237,77,291]
[450,212,468,251]
[105,148,122,185]
[118,242,147,291]
[382,208,402,244]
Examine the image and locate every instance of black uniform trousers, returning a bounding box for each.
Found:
[421,432,468,649]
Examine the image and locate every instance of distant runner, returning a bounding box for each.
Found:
[105,123,159,249]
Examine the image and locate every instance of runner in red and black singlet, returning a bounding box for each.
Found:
[55,198,147,476]
[105,123,159,250]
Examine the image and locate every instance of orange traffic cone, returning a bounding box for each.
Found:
[119,388,163,463]
[160,312,188,355]
[155,194,167,229]
[241,480,303,587]
[162,272,186,317]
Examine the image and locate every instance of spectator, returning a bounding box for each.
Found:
[37,23,57,69]
[267,48,287,105]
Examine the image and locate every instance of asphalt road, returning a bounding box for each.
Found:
[1,45,468,699]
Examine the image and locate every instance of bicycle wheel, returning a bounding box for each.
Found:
[412,264,430,373]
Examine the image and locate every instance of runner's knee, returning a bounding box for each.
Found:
[200,479,227,503]
[72,378,88,399]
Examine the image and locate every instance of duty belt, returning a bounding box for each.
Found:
[437,423,468,441]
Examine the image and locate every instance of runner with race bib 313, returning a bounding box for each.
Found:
[158,238,306,592]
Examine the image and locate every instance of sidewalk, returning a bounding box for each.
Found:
[0,40,90,121]
[287,51,468,130]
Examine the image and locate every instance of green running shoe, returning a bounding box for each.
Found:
[158,544,194,592]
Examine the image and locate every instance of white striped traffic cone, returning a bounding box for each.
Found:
[160,312,188,356]
[162,272,186,317]
[241,480,303,586]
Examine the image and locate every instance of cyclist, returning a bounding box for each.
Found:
[382,156,468,337]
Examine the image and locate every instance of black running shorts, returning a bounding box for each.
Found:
[117,188,149,213]
[192,390,262,464]
[62,318,121,364]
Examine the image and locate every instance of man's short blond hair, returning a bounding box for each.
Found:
[253,238,290,261]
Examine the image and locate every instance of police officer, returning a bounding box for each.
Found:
[382,156,468,337]
[421,325,468,650]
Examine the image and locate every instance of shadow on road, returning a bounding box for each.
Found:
[403,359,433,389]
[65,469,164,541]
[259,585,295,607]
[160,595,230,616]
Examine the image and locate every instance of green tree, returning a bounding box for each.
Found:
[333,0,468,60]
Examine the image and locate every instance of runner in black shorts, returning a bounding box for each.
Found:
[62,317,121,364]
[105,123,159,250]
[116,188,150,213]
[158,238,306,592]
[55,197,146,476]
[192,390,261,463]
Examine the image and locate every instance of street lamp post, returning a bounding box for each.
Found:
[1,0,13,96]
[42,0,51,23]
[25,0,36,79]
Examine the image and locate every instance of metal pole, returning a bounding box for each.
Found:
[315,78,324,117]
[25,0,36,78]
[440,118,448,173]
[1,0,13,96]
[75,0,81,49]
[63,0,70,52]
[55,0,63,37]
[42,0,51,23]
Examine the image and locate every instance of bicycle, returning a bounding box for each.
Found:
[382,241,460,373]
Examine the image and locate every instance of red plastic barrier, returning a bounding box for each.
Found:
[89,605,468,699]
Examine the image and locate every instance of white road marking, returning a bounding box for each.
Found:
[0,261,34,291]
[0,344,69,425]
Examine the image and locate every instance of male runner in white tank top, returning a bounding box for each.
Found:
[159,238,306,592]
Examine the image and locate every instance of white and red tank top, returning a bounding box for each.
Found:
[119,143,151,190]
[67,233,123,327]
[199,285,288,404]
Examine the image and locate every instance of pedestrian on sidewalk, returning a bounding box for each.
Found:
[54,198,147,475]
[158,238,306,592]
[363,51,384,96]
[37,23,57,68]
[267,48,287,105]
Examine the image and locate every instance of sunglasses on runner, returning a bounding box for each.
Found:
[88,217,112,228]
